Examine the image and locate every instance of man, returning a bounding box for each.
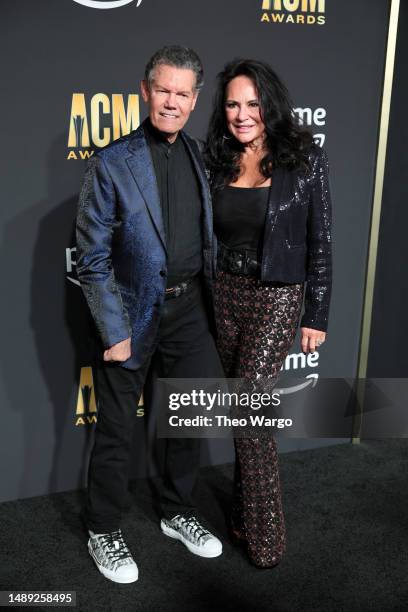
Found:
[76,46,223,584]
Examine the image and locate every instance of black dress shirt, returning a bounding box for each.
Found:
[145,118,203,288]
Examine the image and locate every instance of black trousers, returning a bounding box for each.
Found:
[84,277,223,533]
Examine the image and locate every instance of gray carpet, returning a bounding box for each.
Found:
[0,440,407,611]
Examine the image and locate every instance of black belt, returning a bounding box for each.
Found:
[217,242,261,277]
[164,276,196,300]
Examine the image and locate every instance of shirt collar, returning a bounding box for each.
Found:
[144,117,180,149]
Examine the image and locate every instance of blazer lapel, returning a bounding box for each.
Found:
[263,166,288,247]
[126,125,167,253]
[181,132,212,248]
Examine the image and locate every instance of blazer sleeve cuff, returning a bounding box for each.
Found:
[300,313,328,333]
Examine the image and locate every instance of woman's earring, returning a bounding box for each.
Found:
[223,134,231,140]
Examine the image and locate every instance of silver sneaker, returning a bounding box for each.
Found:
[88,529,138,583]
[160,515,222,558]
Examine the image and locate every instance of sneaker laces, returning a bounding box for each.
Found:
[98,530,133,568]
[177,515,210,544]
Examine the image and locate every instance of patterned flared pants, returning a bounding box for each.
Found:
[214,270,304,567]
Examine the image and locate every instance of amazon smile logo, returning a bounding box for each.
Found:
[72,0,143,9]
[275,350,320,395]
[275,373,318,395]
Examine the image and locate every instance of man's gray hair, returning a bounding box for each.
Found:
[144,45,204,91]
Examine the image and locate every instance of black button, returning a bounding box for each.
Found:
[160,270,166,277]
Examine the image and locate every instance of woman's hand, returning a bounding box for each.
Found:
[300,327,326,353]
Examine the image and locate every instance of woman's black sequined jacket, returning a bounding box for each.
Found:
[213,143,333,332]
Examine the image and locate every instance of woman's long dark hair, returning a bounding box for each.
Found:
[205,59,314,187]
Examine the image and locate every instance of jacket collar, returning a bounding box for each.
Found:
[126,122,166,253]
[262,165,288,249]
[179,131,212,247]
[126,121,212,252]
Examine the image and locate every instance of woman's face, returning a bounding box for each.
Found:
[224,75,265,146]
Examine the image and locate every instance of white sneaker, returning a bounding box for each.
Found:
[160,515,222,558]
[88,529,138,583]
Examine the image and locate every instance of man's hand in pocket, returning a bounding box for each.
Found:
[103,337,131,362]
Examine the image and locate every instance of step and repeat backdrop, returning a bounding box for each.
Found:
[0,0,390,502]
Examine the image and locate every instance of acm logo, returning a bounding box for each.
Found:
[67,93,140,160]
[72,0,143,9]
[75,367,97,426]
[75,367,144,426]
[262,0,325,10]
[261,0,326,25]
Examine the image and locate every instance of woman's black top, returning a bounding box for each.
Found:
[213,186,270,259]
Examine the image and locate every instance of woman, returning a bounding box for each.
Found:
[205,59,332,568]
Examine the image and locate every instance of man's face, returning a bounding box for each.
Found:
[141,64,199,142]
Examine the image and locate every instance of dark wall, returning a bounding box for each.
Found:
[0,0,392,502]
[368,2,408,377]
